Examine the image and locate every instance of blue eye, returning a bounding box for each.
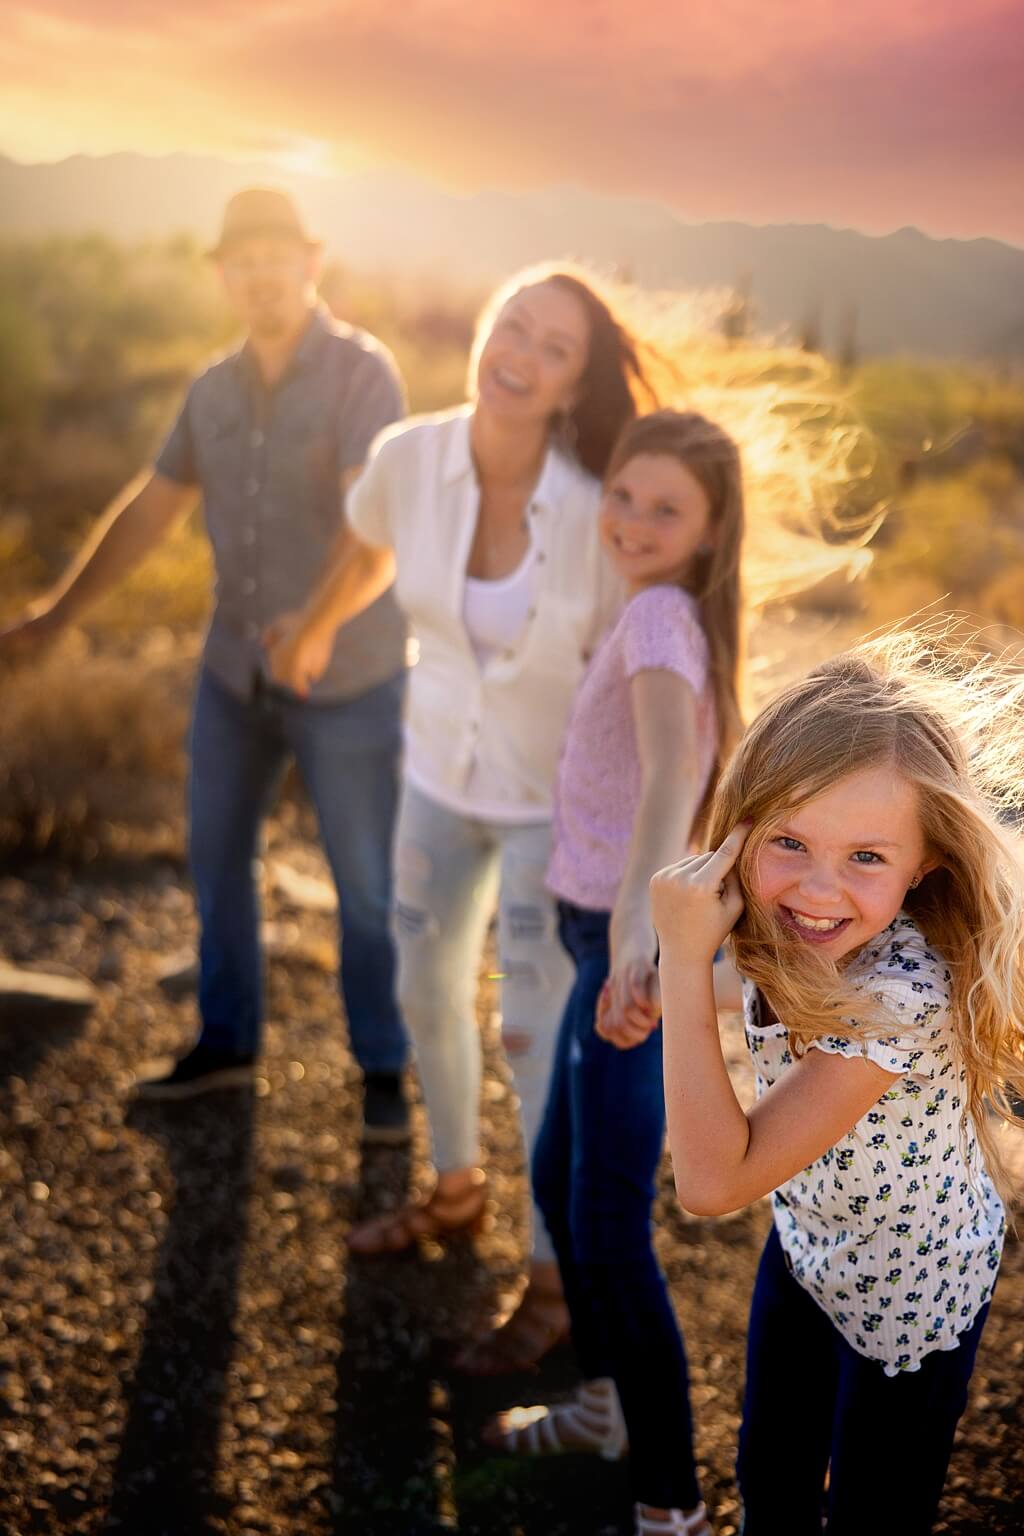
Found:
[851,850,884,865]
[775,836,804,852]
[655,502,679,519]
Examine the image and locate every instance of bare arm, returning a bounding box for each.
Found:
[0,471,196,652]
[653,829,895,1217]
[599,669,701,1048]
[263,464,396,696]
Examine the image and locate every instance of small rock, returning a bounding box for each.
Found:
[0,964,96,1027]
[154,949,199,999]
[94,948,122,985]
[270,860,338,914]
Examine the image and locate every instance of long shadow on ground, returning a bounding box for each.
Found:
[328,1140,459,1536]
[448,1343,633,1536]
[103,1089,254,1535]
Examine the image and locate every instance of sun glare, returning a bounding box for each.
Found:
[267,137,353,179]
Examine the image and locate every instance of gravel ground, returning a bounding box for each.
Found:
[0,835,1021,1536]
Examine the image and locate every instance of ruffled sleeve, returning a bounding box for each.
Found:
[809,919,951,1083]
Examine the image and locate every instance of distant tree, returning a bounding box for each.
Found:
[799,300,824,355]
[838,301,860,377]
[0,297,49,428]
[720,271,754,347]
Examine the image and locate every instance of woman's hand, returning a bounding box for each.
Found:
[650,823,749,963]
[263,612,334,698]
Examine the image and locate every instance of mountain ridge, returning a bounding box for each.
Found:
[2,152,1023,359]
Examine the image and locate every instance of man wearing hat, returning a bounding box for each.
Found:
[0,188,411,1141]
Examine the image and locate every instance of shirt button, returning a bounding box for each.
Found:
[241,527,256,545]
[245,622,260,640]
[242,578,256,595]
[251,429,265,448]
[246,477,260,496]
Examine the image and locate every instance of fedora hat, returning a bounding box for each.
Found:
[208,187,322,259]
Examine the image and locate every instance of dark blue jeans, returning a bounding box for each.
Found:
[188,666,407,1073]
[532,901,700,1511]
[738,1225,991,1536]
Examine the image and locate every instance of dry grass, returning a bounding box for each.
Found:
[0,638,193,859]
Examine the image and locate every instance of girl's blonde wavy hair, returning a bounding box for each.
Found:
[708,623,1024,1204]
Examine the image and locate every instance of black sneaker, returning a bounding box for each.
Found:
[362,1072,411,1146]
[135,1045,256,1101]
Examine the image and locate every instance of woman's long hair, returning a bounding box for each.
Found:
[471,264,876,627]
[708,624,1024,1203]
[605,410,745,806]
[468,262,659,478]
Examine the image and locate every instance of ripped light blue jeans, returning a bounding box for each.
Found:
[394,781,573,1263]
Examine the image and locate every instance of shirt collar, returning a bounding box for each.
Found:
[442,406,577,515]
[237,301,332,388]
[441,407,477,485]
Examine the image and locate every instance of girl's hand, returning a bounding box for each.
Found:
[650,823,749,962]
[263,612,334,698]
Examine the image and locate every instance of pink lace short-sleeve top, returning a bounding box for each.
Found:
[546,583,717,912]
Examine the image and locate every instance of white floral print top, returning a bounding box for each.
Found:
[742,914,1004,1375]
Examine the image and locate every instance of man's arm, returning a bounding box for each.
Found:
[263,463,395,697]
[0,471,197,655]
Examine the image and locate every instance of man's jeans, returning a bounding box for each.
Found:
[187,665,407,1073]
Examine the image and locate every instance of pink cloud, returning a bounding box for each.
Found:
[1,0,1021,241]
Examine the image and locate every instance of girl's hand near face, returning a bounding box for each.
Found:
[651,823,749,964]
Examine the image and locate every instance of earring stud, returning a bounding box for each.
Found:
[908,875,921,890]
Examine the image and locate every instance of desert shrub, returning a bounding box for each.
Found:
[0,515,46,617]
[321,264,475,413]
[86,515,213,636]
[0,640,192,860]
[865,457,1024,626]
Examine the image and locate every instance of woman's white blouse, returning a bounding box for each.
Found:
[347,406,622,819]
[742,914,1004,1375]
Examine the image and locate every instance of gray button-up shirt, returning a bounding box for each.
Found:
[155,304,408,703]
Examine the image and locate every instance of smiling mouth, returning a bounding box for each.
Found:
[611,533,653,556]
[780,907,853,941]
[492,366,530,395]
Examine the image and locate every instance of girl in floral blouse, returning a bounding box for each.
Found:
[655,630,1024,1535]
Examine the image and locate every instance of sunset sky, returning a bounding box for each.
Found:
[2,0,1023,243]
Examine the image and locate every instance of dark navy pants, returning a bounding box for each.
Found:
[188,665,407,1073]
[532,901,700,1511]
[738,1225,991,1535]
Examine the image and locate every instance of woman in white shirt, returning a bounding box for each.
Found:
[267,266,655,1370]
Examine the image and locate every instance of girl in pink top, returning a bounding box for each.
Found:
[483,411,745,1536]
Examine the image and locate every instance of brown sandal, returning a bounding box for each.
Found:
[347,1169,489,1255]
[452,1275,570,1374]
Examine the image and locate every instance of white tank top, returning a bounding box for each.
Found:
[462,544,539,666]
